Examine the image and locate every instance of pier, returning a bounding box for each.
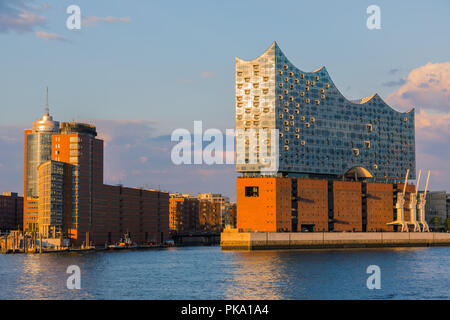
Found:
[221,231,450,251]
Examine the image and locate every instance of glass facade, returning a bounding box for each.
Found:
[235,42,416,179]
[38,161,65,237]
[26,132,54,198]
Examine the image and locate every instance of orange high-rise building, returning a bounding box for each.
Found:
[24,107,169,246]
[24,107,60,232]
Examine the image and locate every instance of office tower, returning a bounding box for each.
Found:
[51,122,103,240]
[38,161,73,237]
[24,92,59,232]
[23,111,170,246]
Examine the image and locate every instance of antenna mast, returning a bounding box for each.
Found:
[45,86,49,115]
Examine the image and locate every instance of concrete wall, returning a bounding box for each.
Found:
[221,231,450,250]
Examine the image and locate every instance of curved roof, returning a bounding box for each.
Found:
[345,166,374,178]
[237,41,413,115]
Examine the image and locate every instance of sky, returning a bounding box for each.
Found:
[0,0,449,201]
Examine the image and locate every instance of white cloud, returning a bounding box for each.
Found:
[201,71,216,78]
[35,31,68,42]
[386,62,450,113]
[139,156,148,163]
[0,9,45,33]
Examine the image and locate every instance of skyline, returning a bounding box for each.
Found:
[0,0,449,200]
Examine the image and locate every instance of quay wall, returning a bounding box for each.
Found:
[221,232,450,250]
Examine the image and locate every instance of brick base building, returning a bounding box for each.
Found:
[237,177,415,232]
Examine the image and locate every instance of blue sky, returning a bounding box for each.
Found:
[0,0,449,200]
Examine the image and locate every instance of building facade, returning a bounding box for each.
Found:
[24,108,170,246]
[198,193,232,232]
[37,161,73,238]
[237,176,415,232]
[0,192,23,232]
[235,42,415,180]
[425,191,448,228]
[169,193,199,232]
[24,109,59,232]
[234,42,417,233]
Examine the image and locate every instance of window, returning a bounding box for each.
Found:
[245,186,259,197]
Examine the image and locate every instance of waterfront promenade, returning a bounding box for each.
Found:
[221,232,450,250]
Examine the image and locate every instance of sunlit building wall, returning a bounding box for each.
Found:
[24,110,59,232]
[37,160,73,238]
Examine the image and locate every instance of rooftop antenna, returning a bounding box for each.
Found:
[407,170,421,232]
[387,168,409,232]
[45,86,50,115]
[418,170,431,232]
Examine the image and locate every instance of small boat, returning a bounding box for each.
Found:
[109,232,137,250]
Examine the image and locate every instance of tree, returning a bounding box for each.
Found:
[430,217,442,230]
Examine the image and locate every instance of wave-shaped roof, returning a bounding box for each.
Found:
[237,41,413,115]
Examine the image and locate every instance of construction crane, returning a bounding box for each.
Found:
[407,170,421,232]
[388,169,409,232]
[418,170,431,232]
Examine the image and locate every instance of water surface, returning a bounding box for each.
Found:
[0,246,448,299]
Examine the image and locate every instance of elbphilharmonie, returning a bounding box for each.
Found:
[232,42,426,235]
[235,42,415,180]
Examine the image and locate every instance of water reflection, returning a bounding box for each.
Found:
[223,251,291,299]
[0,247,449,300]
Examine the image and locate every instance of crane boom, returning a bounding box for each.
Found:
[415,170,421,196]
[402,169,410,196]
[424,170,431,197]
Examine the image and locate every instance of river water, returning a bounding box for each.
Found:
[0,246,448,299]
